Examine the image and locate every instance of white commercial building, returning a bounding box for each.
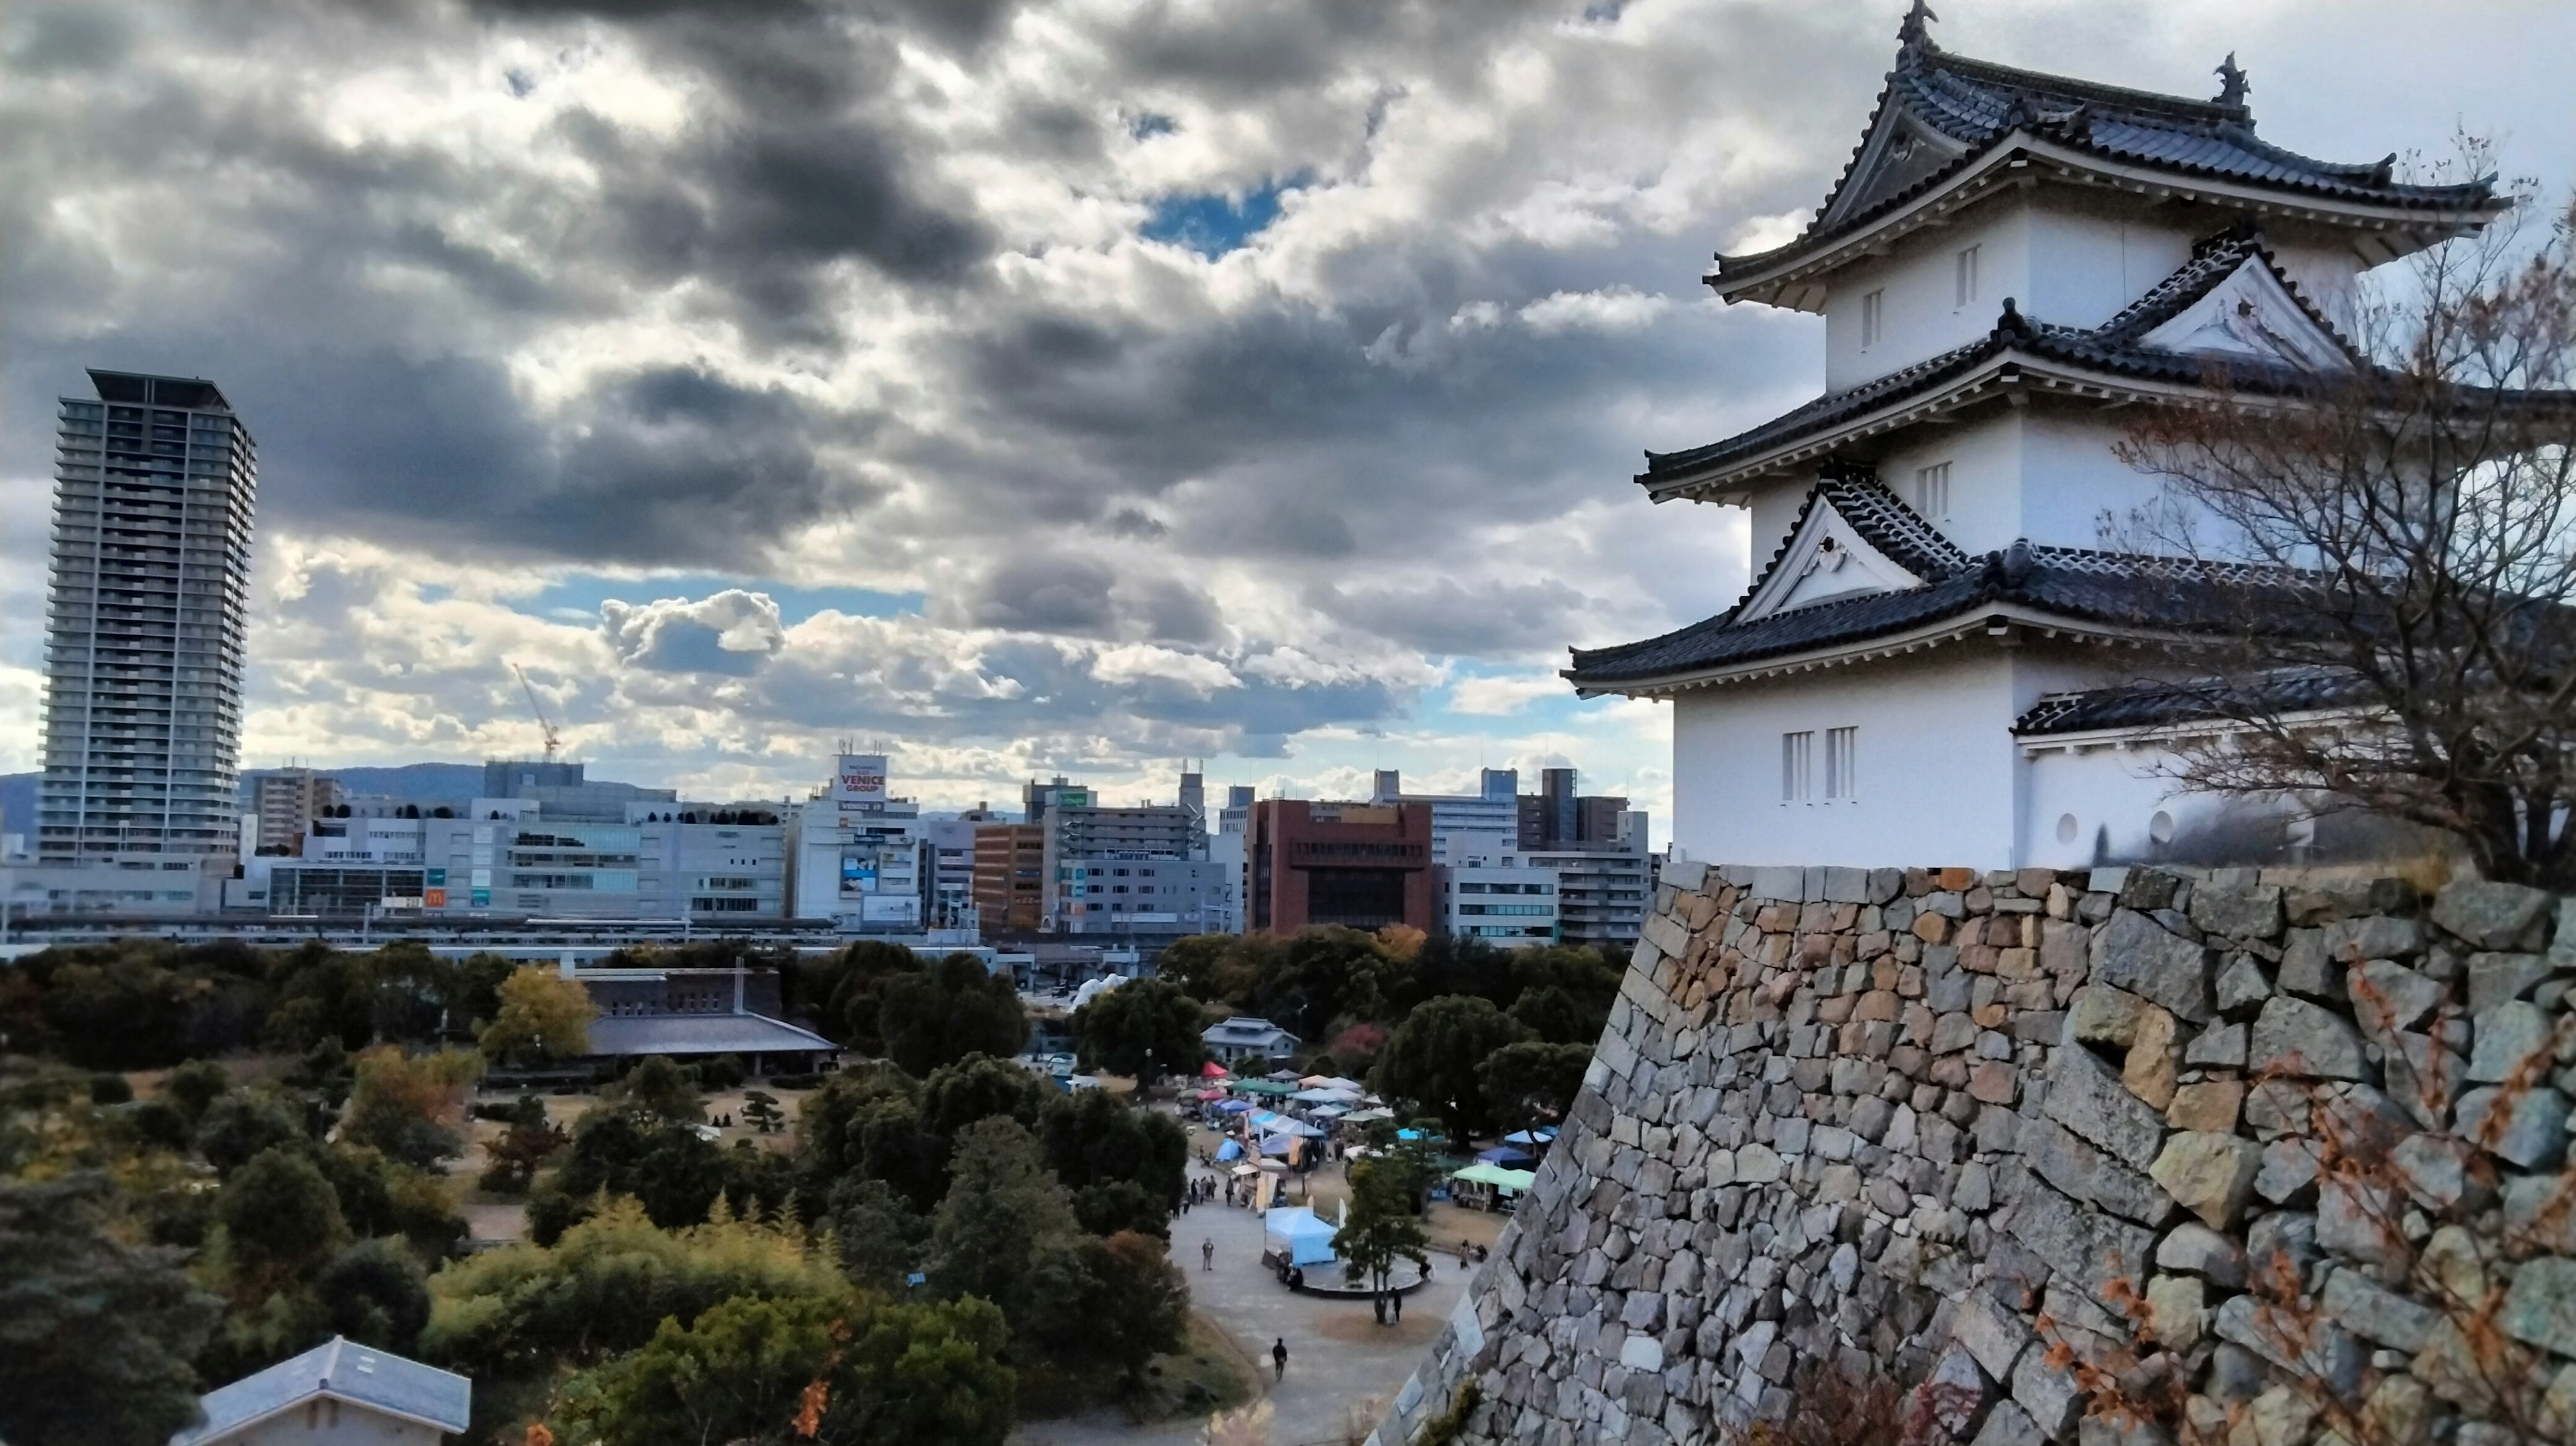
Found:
[1566,15,2508,871]
[786,753,923,931]
[1435,831,1559,946]
[1368,768,1521,858]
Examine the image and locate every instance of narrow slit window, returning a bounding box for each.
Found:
[1955,245,1980,309]
[1915,461,1951,522]
[1825,726,1859,800]
[1782,731,1814,803]
[1860,289,1884,349]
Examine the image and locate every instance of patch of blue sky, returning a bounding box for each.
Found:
[1128,111,1177,140]
[519,573,924,627]
[1140,172,1309,258]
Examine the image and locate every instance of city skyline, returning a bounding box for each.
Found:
[5,1,2573,848]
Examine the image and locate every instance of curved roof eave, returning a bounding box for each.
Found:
[1709,136,2502,311]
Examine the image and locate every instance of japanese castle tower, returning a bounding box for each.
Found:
[1566,7,2504,870]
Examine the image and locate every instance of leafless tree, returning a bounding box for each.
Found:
[2113,155,2576,886]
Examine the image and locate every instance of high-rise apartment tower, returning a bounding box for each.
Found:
[38,370,258,862]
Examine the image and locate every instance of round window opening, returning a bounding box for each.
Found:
[2149,810,2176,845]
[2055,813,2078,844]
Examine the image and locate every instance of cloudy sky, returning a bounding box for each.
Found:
[3,0,2570,829]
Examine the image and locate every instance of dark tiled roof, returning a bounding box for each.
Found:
[2015,673,2371,736]
[1566,542,2294,689]
[1721,472,1964,620]
[1723,30,2496,284]
[1643,227,2344,487]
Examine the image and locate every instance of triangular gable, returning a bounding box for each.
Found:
[2139,256,2354,372]
[1735,491,1931,623]
[1815,95,1971,233]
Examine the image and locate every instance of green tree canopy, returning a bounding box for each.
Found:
[604,1054,704,1124]
[316,1237,433,1355]
[1478,1040,1595,1138]
[195,1091,308,1176]
[0,1173,224,1446]
[218,1146,352,1291]
[1371,994,1532,1145]
[425,1197,848,1379]
[918,1054,1049,1141]
[551,1290,1013,1446]
[1071,979,1208,1081]
[1250,928,1394,1040]
[1332,1157,1430,1298]
[926,1118,1077,1327]
[810,940,926,1054]
[1034,1087,1186,1219]
[879,955,1026,1076]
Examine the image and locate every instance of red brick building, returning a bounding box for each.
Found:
[1244,799,1435,935]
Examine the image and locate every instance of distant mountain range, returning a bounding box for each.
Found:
[0,763,523,840]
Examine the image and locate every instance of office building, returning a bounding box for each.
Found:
[1369,767,1521,857]
[1244,798,1434,934]
[1436,830,1560,946]
[973,822,1046,936]
[922,805,1002,929]
[37,370,258,865]
[1022,775,1093,823]
[1527,808,1654,954]
[250,768,340,856]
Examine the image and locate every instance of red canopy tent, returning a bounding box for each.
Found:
[1199,1060,1230,1078]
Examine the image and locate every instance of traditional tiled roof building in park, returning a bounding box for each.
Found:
[1566,4,2514,869]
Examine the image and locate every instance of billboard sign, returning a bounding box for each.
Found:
[835,754,889,804]
[423,889,448,907]
[841,854,879,896]
[426,868,447,887]
[470,889,492,907]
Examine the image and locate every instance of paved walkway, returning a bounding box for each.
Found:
[1014,1172,1483,1446]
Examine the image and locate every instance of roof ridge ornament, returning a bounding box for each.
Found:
[1897,0,1938,66]
[2214,52,2249,110]
[1993,296,2034,341]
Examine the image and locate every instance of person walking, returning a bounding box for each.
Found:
[1272,1337,1288,1382]
[1201,1237,1216,1272]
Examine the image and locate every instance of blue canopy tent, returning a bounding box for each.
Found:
[1215,1138,1244,1162]
[1476,1146,1537,1169]
[1501,1127,1558,1148]
[1263,1206,1339,1267]
[1214,1099,1255,1114]
[1259,1133,1299,1158]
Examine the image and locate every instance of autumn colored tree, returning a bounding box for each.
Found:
[477,966,595,1064]
[341,1047,480,1167]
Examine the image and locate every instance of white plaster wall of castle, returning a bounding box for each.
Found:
[1821,195,2199,394]
[2021,738,2242,869]
[1668,646,2106,869]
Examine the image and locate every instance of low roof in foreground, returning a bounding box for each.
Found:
[174,1337,470,1446]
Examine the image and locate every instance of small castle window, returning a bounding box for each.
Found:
[1860,289,1885,349]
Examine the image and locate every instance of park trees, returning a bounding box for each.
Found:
[1071,978,1208,1082]
[341,1047,479,1167]
[604,1054,704,1124]
[0,1173,224,1446]
[1479,1040,1593,1138]
[879,954,1026,1076]
[476,966,595,1064]
[1373,994,1532,1146]
[217,1146,352,1291]
[1332,1157,1430,1305]
[550,1290,1014,1446]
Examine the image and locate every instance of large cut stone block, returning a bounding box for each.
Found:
[2249,996,2371,1081]
[2149,1131,2259,1230]
[2431,879,2554,951]
[2092,909,2216,1021]
[2010,1176,2158,1307]
[2021,1107,2177,1224]
[2042,1042,2169,1170]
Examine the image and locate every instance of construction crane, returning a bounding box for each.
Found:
[513,663,563,761]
